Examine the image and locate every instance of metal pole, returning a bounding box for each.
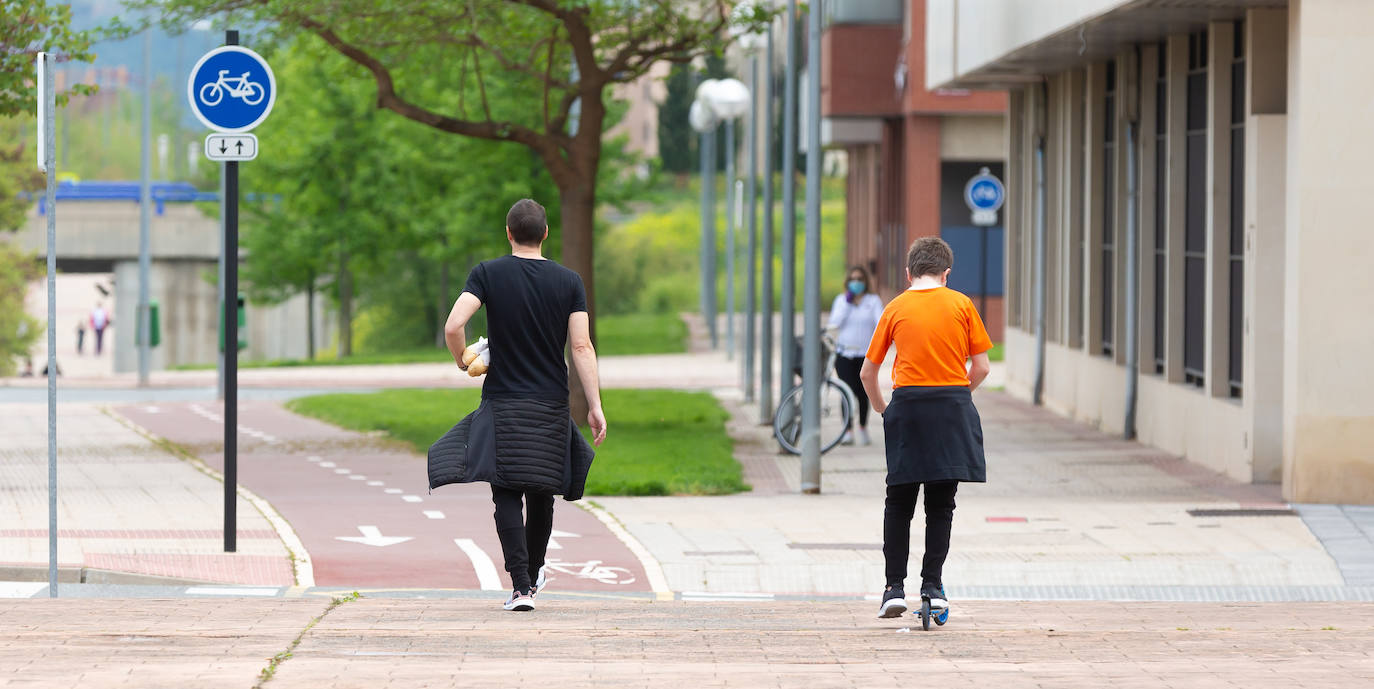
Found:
[223,29,239,553]
[217,164,225,401]
[725,118,736,360]
[759,23,776,425]
[744,53,760,403]
[700,129,710,342]
[1032,135,1047,406]
[1123,119,1139,439]
[138,30,152,387]
[702,128,718,348]
[42,53,58,598]
[799,0,823,494]
[779,0,799,408]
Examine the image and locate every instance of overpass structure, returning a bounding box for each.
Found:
[7,182,330,373]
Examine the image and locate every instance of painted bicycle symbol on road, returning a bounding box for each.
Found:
[544,559,636,585]
[198,70,266,107]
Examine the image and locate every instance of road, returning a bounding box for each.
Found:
[114,400,654,594]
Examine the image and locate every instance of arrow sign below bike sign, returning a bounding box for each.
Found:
[204,133,258,161]
[187,45,276,133]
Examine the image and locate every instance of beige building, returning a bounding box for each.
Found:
[926,0,1373,504]
[606,62,670,164]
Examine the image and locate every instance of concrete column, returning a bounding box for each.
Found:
[1083,63,1105,356]
[1243,8,1289,484]
[1163,35,1188,385]
[1138,44,1160,374]
[1282,0,1374,503]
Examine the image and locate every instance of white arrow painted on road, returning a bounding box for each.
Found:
[335,525,413,547]
[547,529,579,550]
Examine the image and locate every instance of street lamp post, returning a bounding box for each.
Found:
[695,79,752,356]
[690,97,719,349]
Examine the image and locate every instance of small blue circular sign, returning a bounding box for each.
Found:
[964,167,1005,213]
[187,46,276,133]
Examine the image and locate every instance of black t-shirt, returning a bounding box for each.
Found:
[463,255,588,400]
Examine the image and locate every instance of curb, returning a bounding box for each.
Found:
[578,501,673,600]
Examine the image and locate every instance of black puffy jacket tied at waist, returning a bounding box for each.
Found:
[427,397,595,500]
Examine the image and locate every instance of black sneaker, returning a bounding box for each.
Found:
[878,585,907,618]
[920,580,948,610]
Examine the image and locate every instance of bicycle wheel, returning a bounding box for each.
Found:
[816,379,854,454]
[772,386,804,455]
[199,82,223,106]
[772,381,853,455]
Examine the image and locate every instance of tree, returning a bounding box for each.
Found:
[657,63,696,176]
[1,1,95,373]
[134,0,773,416]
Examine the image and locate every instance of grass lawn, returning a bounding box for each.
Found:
[988,343,1004,362]
[594,313,688,357]
[173,313,688,370]
[286,388,746,497]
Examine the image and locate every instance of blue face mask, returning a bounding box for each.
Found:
[847,280,865,295]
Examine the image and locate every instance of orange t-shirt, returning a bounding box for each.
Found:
[865,286,993,387]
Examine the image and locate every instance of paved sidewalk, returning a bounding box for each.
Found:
[599,388,1345,597]
[2,596,1372,688]
[0,403,295,586]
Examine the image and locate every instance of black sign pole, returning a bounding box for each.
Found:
[223,29,239,554]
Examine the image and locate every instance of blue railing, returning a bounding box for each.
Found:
[26,181,219,216]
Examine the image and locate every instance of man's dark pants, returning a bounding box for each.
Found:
[882,481,958,589]
[491,485,555,591]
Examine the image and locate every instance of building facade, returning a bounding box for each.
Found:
[927,0,1374,503]
[821,0,1007,338]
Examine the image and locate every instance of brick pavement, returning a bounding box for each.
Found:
[0,403,295,586]
[599,386,1343,596]
[1,597,1371,688]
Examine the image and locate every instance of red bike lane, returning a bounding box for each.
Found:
[115,401,653,594]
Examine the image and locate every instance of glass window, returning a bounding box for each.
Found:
[1183,30,1207,387]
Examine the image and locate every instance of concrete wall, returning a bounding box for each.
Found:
[1004,327,1251,483]
[113,260,333,372]
[926,0,1128,89]
[12,201,218,261]
[940,114,1006,160]
[1282,0,1374,503]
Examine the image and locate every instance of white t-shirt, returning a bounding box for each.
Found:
[91,307,108,330]
[827,292,884,358]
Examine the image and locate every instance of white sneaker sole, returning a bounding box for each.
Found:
[503,598,535,611]
[879,598,907,618]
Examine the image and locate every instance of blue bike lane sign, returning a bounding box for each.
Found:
[187,46,277,133]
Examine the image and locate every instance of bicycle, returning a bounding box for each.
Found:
[772,333,857,455]
[199,70,266,107]
[542,559,636,585]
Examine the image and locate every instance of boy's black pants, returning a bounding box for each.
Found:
[491,485,556,591]
[882,481,958,589]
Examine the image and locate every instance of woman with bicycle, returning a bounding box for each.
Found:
[827,265,884,446]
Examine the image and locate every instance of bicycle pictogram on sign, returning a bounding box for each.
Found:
[187,45,276,133]
[199,71,266,107]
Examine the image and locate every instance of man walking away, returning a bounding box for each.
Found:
[430,198,607,611]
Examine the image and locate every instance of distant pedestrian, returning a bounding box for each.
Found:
[90,303,110,356]
[827,265,883,446]
[860,237,992,621]
[428,199,606,612]
[76,319,86,355]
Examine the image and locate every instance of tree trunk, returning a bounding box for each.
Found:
[559,181,597,425]
[436,237,450,348]
[306,274,316,361]
[337,250,353,358]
